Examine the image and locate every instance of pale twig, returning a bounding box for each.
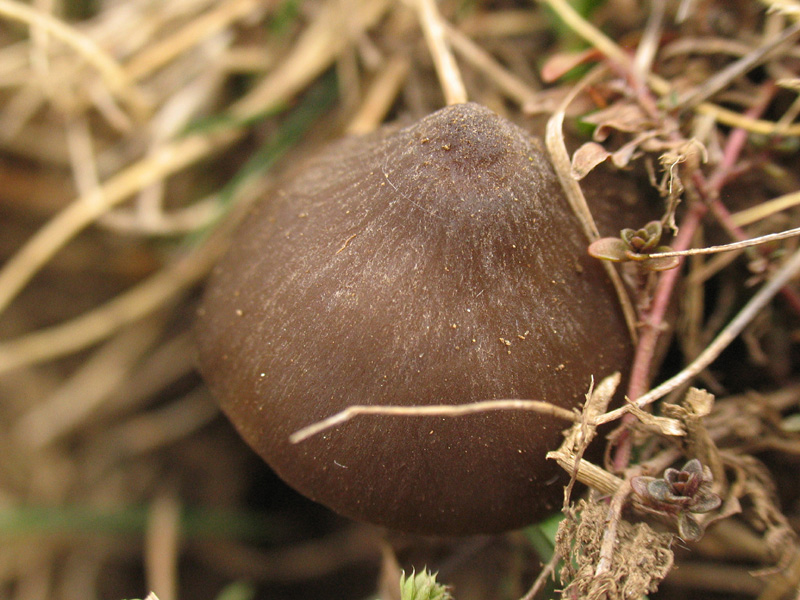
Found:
[346,54,410,135]
[540,0,632,69]
[123,0,260,82]
[595,479,633,578]
[0,79,46,141]
[232,0,389,118]
[12,318,163,448]
[0,0,383,320]
[289,400,578,444]
[145,492,181,600]
[0,249,209,374]
[676,22,800,109]
[92,388,218,462]
[0,174,258,375]
[595,244,800,426]
[732,190,800,227]
[443,22,538,106]
[640,226,800,260]
[546,449,624,497]
[519,551,560,600]
[98,196,221,235]
[459,9,545,38]
[0,128,238,318]
[0,0,149,119]
[65,116,101,201]
[695,103,800,136]
[633,0,665,83]
[0,165,265,373]
[414,0,468,105]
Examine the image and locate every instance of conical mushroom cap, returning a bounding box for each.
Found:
[196,103,633,535]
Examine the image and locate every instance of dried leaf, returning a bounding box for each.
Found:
[684,388,714,418]
[626,401,686,436]
[582,103,655,140]
[641,253,681,271]
[540,48,599,83]
[571,141,611,180]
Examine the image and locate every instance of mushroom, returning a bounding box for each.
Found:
[196,102,635,535]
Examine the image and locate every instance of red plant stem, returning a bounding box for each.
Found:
[627,204,707,400]
[610,78,778,473]
[709,81,774,186]
[702,83,800,315]
[612,203,707,472]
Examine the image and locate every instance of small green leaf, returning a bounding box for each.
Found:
[524,512,563,562]
[646,479,672,502]
[400,569,452,600]
[214,581,256,600]
[588,237,631,262]
[631,475,656,498]
[690,492,722,514]
[677,512,703,542]
[681,459,703,475]
[641,252,680,271]
[643,221,663,244]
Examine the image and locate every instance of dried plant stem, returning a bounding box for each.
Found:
[694,103,800,136]
[643,226,800,259]
[542,0,800,136]
[709,83,776,191]
[459,9,545,38]
[145,492,181,600]
[231,0,389,117]
[595,480,632,578]
[290,400,578,444]
[94,389,219,463]
[0,0,149,118]
[123,0,259,82]
[618,86,774,452]
[676,23,800,110]
[443,22,538,106]
[632,0,665,81]
[0,129,238,318]
[346,55,410,135]
[519,551,560,600]
[0,0,383,322]
[597,243,800,426]
[540,0,631,69]
[13,318,163,448]
[732,190,800,227]
[414,0,468,105]
[547,449,624,497]
[0,224,227,374]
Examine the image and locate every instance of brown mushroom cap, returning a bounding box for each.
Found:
[196,103,634,535]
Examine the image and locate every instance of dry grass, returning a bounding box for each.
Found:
[1,1,800,599]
